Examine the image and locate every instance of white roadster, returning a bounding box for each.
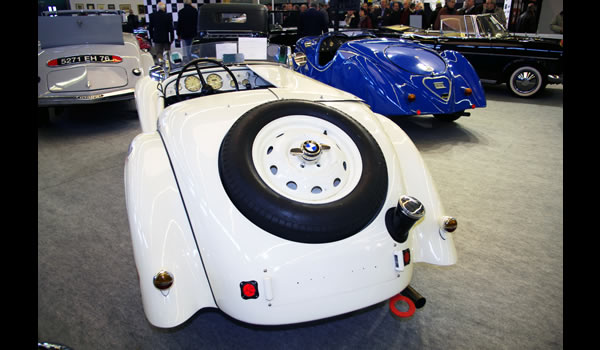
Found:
[125,42,458,328]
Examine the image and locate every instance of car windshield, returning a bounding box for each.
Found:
[440,14,507,38]
[159,41,289,76]
[153,41,289,107]
[476,14,508,38]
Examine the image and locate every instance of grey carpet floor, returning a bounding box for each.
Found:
[38,83,563,349]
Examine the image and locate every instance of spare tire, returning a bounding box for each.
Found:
[218,100,388,243]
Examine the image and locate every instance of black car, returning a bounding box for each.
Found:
[197,3,269,40]
[378,14,563,97]
[192,3,291,62]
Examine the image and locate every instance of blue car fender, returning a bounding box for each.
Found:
[440,50,487,109]
[334,54,408,114]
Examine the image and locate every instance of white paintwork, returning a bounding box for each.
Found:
[38,33,153,106]
[377,114,457,265]
[134,77,164,133]
[124,133,217,328]
[126,62,457,327]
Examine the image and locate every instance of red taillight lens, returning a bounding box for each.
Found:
[240,281,259,300]
[403,249,411,265]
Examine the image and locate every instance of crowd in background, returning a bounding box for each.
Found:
[269,0,509,31]
[142,0,559,61]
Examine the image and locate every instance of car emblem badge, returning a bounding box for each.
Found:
[302,141,320,154]
[290,140,331,164]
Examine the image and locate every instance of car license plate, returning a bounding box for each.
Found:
[76,94,104,100]
[47,55,122,67]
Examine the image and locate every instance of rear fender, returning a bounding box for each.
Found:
[125,132,216,328]
[134,76,164,133]
[441,50,487,108]
[377,114,458,266]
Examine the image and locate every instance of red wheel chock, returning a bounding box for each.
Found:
[389,293,416,318]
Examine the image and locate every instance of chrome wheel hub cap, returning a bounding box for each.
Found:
[514,71,538,93]
[290,140,331,164]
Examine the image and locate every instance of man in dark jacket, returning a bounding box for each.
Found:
[126,9,139,33]
[457,0,482,15]
[298,3,328,37]
[176,0,198,61]
[149,2,174,63]
[433,0,457,30]
[516,2,537,33]
[386,1,403,26]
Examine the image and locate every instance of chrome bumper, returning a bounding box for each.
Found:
[38,88,135,107]
[547,74,563,84]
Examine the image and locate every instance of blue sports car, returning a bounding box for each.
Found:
[292,32,486,121]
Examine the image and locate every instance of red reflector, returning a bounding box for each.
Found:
[47,59,58,67]
[111,56,123,63]
[243,284,255,297]
[471,104,476,109]
[403,249,411,265]
[240,281,259,300]
[389,294,416,318]
[416,110,421,115]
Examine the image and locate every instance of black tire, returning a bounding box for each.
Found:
[218,100,388,244]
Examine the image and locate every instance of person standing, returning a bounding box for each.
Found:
[126,9,139,33]
[298,2,328,36]
[516,2,537,33]
[379,0,392,27]
[430,1,442,29]
[433,0,457,30]
[399,0,412,26]
[550,10,563,34]
[458,0,481,15]
[344,10,359,28]
[359,8,373,29]
[318,3,330,27]
[176,0,198,61]
[149,2,174,63]
[370,4,382,28]
[387,2,403,26]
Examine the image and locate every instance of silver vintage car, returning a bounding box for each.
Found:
[37,10,154,108]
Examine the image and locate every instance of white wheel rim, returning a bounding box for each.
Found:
[252,115,363,204]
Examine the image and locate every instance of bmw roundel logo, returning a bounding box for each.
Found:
[303,140,320,154]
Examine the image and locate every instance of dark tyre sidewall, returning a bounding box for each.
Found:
[218,100,388,244]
